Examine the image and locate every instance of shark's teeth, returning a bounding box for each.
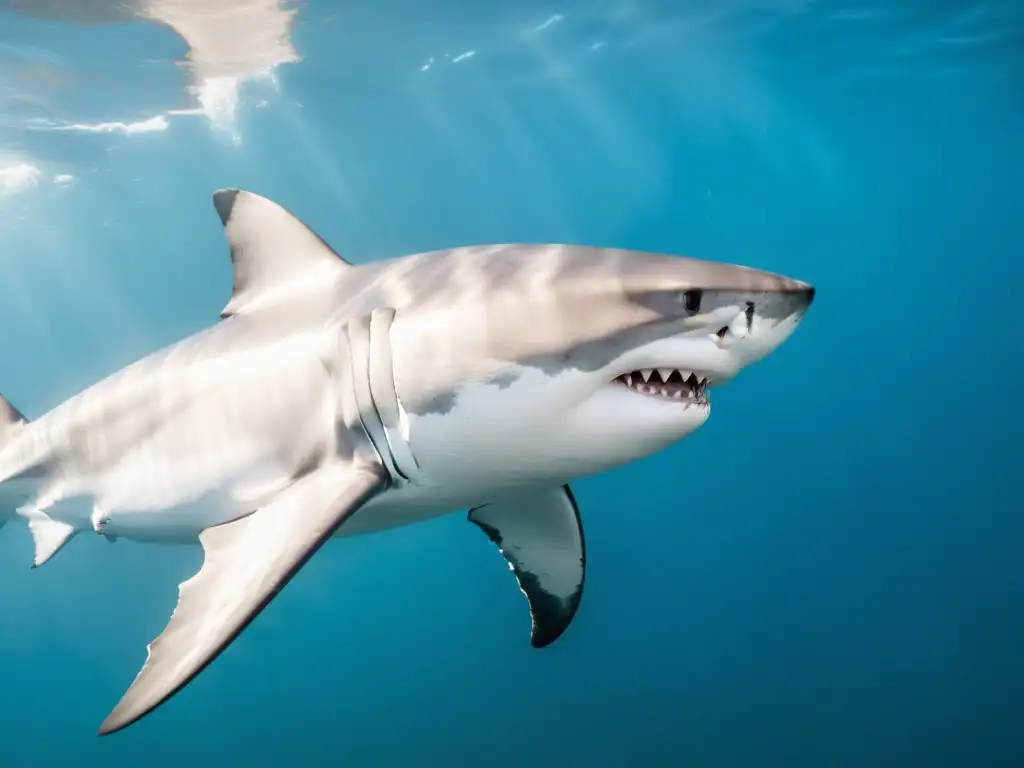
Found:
[612,368,709,405]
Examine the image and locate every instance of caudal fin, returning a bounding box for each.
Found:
[0,396,75,564]
[0,393,28,532]
[0,393,26,441]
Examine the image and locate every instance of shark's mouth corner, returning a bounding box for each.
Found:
[612,368,710,405]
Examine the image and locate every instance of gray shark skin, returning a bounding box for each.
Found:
[0,189,815,735]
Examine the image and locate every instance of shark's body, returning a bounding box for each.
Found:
[0,190,815,735]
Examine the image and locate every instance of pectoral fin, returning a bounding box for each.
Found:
[98,460,386,736]
[468,485,586,648]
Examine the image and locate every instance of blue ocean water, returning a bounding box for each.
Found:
[0,1,1020,765]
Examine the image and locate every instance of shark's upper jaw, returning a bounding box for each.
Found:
[603,283,816,399]
[611,367,710,406]
[598,284,816,410]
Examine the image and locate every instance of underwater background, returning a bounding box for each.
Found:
[0,1,1020,765]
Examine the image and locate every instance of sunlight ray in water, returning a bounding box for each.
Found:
[515,19,670,212]
[465,70,583,237]
[273,101,373,243]
[416,75,577,239]
[15,217,152,354]
[405,81,509,228]
[0,254,64,374]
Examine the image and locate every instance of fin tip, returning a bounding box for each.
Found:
[28,516,77,567]
[212,189,240,225]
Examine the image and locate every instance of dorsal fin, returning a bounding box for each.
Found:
[212,189,353,318]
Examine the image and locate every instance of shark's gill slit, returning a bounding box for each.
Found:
[367,307,419,481]
[344,317,391,475]
[613,368,709,404]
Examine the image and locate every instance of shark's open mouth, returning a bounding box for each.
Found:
[613,368,710,405]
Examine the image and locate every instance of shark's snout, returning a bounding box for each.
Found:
[782,284,816,316]
[613,275,815,382]
[709,283,815,379]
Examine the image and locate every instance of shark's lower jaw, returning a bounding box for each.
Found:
[612,368,710,406]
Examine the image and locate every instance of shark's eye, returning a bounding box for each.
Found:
[683,289,702,314]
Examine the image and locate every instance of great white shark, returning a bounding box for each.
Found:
[0,189,815,735]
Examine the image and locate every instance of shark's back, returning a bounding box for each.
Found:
[0,305,329,487]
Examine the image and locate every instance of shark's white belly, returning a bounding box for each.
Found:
[91,444,311,543]
[336,481,502,539]
[94,470,478,544]
[45,473,477,546]
[12,391,491,548]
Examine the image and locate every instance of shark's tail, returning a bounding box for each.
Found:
[0,394,28,532]
[0,394,76,566]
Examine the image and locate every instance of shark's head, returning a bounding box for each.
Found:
[554,248,814,453]
[370,245,815,491]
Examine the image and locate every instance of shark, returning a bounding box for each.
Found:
[0,189,815,735]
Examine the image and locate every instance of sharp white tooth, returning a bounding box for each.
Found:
[672,390,683,398]
[640,369,653,382]
[659,387,669,397]
[625,374,633,387]
[658,368,673,382]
